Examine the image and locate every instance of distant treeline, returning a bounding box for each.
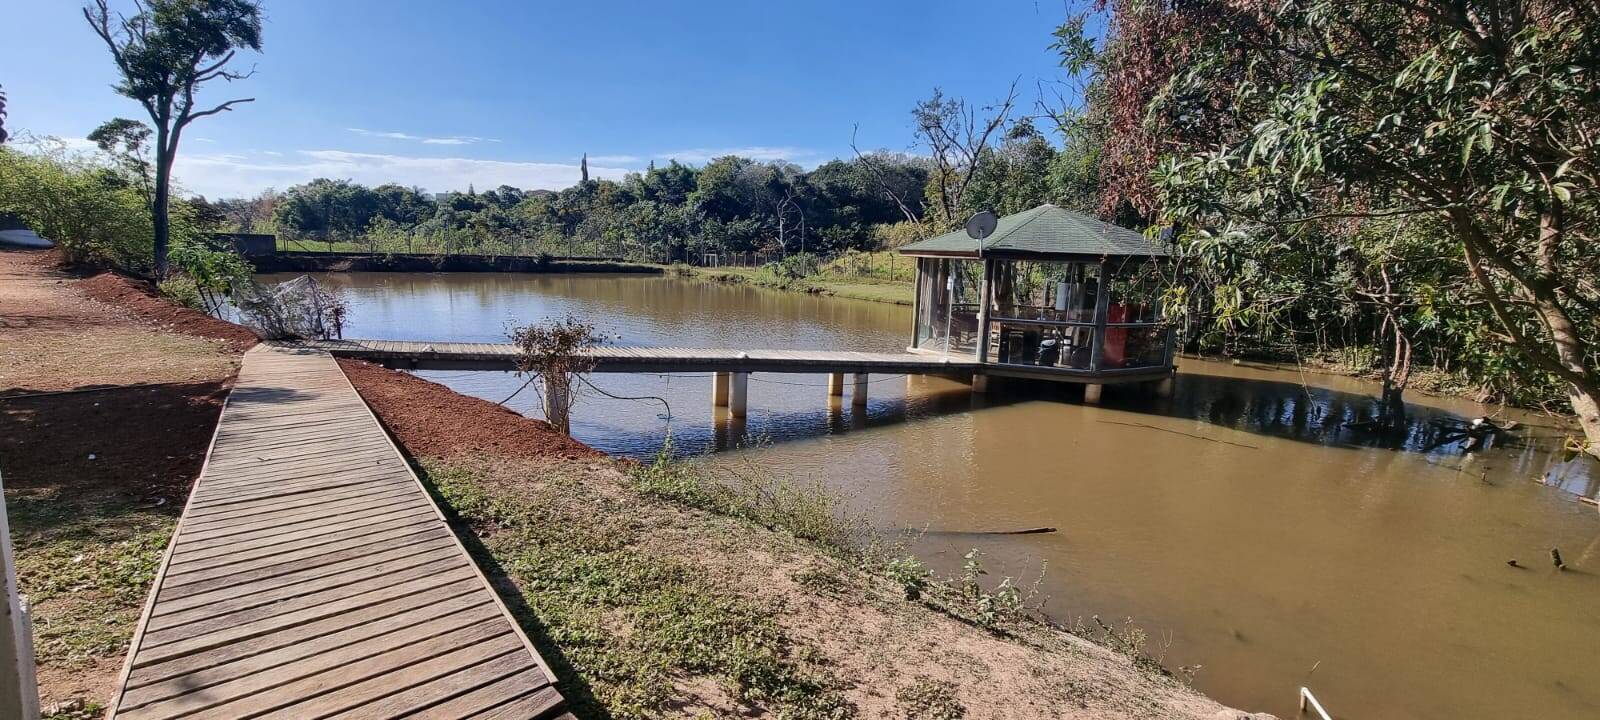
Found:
[209,119,1083,263]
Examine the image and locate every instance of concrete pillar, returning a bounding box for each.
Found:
[827,372,845,397]
[729,372,749,418]
[1083,383,1103,404]
[970,373,989,393]
[852,373,869,407]
[712,371,730,407]
[1154,376,1175,398]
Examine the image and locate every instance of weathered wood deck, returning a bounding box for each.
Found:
[294,339,982,374]
[109,345,570,719]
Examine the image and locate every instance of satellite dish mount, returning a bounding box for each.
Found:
[965,211,998,241]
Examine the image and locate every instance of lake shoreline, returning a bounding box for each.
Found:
[249,251,664,275]
[338,354,1262,718]
[4,249,1260,719]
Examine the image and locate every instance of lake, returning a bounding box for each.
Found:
[263,271,1600,719]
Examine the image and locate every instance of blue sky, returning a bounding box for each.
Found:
[5,1,1082,198]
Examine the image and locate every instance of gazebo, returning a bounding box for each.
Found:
[897,204,1176,400]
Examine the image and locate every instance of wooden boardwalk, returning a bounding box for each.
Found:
[295,339,982,374]
[109,345,570,720]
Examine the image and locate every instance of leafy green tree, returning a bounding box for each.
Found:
[1138,0,1600,452]
[84,0,263,277]
[88,117,154,205]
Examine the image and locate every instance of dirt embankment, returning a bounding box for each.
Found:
[0,248,251,712]
[337,358,599,461]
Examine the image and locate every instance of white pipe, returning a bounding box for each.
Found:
[1299,687,1332,720]
[0,469,40,720]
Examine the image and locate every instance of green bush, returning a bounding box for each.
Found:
[0,142,227,279]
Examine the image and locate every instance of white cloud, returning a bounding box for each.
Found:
[347,127,500,145]
[172,148,633,198]
[653,146,815,165]
[586,154,642,165]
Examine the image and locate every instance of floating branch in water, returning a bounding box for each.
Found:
[921,527,1059,537]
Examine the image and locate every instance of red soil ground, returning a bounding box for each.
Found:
[338,358,601,461]
[74,271,259,349]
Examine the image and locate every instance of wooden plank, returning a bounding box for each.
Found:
[110,345,566,719]
[120,601,503,712]
[126,579,486,688]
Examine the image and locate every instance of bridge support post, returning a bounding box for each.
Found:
[1083,383,1103,405]
[852,373,869,407]
[827,372,844,398]
[970,373,989,393]
[729,372,749,418]
[712,371,730,407]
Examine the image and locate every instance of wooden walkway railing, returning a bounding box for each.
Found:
[293,339,982,374]
[109,345,570,719]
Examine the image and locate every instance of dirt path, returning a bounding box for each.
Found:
[0,249,250,713]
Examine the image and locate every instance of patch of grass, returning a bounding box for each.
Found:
[895,678,966,720]
[422,460,855,720]
[683,264,914,305]
[6,492,175,667]
[630,444,861,553]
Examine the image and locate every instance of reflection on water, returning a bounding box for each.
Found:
[266,271,1600,720]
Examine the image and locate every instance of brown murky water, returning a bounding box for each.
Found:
[269,272,1600,719]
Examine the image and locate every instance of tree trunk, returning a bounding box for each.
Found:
[152,127,173,278]
[1570,383,1600,459]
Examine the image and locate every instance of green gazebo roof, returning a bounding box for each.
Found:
[898,204,1167,259]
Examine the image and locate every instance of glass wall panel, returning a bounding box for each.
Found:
[990,261,1100,323]
[913,258,982,355]
[1101,324,1169,369]
[986,321,1094,369]
[1104,259,1165,324]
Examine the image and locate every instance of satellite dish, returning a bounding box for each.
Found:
[965,211,998,240]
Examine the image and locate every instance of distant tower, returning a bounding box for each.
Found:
[580,153,589,183]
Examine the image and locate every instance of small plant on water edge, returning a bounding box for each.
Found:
[956,549,1024,628]
[883,555,931,601]
[1074,615,1201,683]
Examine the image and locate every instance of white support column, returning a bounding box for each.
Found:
[729,372,749,418]
[712,371,730,407]
[0,471,40,720]
[852,373,869,407]
[827,372,845,398]
[970,373,989,393]
[1083,383,1103,405]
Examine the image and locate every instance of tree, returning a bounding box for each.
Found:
[0,84,9,145]
[84,0,263,277]
[88,117,154,206]
[1137,0,1600,453]
[911,84,1019,230]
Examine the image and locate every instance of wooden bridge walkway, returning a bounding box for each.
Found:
[294,339,982,374]
[109,345,570,720]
